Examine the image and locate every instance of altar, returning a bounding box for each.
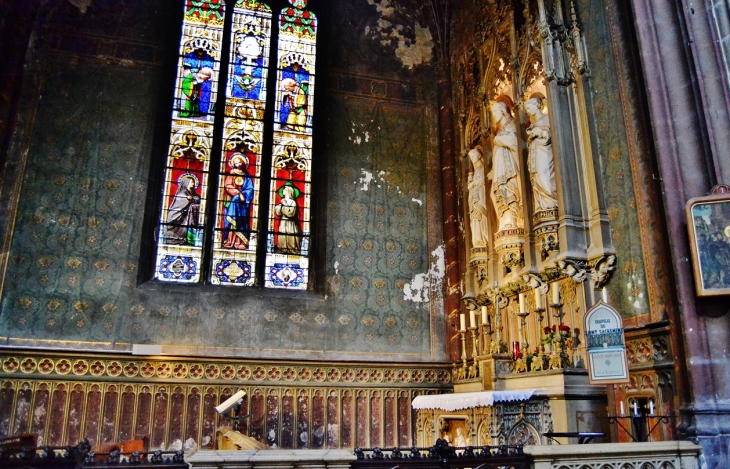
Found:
[413,369,608,447]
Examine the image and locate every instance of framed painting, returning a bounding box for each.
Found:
[686,185,730,297]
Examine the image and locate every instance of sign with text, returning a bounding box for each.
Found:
[584,301,629,384]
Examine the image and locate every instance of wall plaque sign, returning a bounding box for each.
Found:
[584,301,629,384]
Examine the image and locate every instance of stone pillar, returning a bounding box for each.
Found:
[629,0,730,464]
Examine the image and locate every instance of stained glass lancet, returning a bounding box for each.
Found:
[265,0,317,289]
[210,0,273,285]
[156,0,226,283]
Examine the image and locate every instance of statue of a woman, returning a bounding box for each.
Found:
[489,97,523,231]
[467,146,489,247]
[524,93,558,211]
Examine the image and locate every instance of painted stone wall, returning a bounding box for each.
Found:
[0,0,446,363]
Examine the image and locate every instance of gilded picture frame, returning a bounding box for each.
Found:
[685,186,730,297]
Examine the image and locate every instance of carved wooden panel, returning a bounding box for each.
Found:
[327,391,338,448]
[83,384,101,447]
[265,391,279,448]
[281,390,294,449]
[341,390,353,448]
[297,390,309,449]
[312,390,325,449]
[0,354,449,450]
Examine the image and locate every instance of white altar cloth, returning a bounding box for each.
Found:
[412,390,535,411]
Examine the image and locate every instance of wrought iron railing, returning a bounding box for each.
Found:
[352,440,529,468]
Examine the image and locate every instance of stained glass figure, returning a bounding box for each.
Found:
[265,0,317,289]
[210,0,273,286]
[156,0,226,283]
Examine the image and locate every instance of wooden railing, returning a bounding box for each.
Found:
[351,440,530,468]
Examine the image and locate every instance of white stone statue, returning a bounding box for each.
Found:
[524,93,558,212]
[454,427,468,447]
[467,146,490,247]
[489,97,523,231]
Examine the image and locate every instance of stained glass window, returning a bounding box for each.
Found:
[155,0,317,290]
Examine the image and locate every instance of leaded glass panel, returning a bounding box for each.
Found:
[265,0,316,290]
[156,0,226,283]
[210,0,273,286]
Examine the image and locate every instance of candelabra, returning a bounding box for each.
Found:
[481,317,492,354]
[469,325,479,358]
[549,299,571,369]
[517,310,530,351]
[460,329,468,377]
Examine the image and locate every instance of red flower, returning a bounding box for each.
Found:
[559,325,571,333]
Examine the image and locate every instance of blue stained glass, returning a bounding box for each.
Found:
[231,34,267,100]
[158,255,198,280]
[268,263,304,287]
[215,259,253,283]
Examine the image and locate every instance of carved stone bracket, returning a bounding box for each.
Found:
[590,254,617,289]
[495,228,526,269]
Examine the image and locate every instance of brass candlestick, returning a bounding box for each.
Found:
[460,329,468,376]
[469,326,479,358]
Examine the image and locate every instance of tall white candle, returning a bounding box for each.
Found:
[469,309,476,328]
[602,287,608,303]
[535,289,543,309]
[460,314,466,332]
[649,400,655,416]
[620,401,625,416]
[551,282,560,305]
[481,305,488,324]
[519,293,526,314]
[633,400,638,416]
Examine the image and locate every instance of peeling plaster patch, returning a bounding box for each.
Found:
[365,0,434,69]
[394,24,434,69]
[411,198,422,206]
[403,245,445,303]
[349,122,369,146]
[359,170,374,191]
[357,170,391,191]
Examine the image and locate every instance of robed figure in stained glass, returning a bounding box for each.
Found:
[166,173,201,245]
[222,152,255,250]
[280,63,310,132]
[181,66,213,118]
[274,181,301,254]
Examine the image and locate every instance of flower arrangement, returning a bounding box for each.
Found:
[556,324,571,342]
[542,325,555,344]
[543,325,571,344]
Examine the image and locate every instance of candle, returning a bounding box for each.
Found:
[535,289,543,309]
[512,341,520,360]
[649,400,655,416]
[620,401,625,416]
[551,282,560,305]
[633,400,638,416]
[519,293,526,314]
[460,314,466,332]
[469,309,476,328]
[481,305,488,324]
[602,287,608,303]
